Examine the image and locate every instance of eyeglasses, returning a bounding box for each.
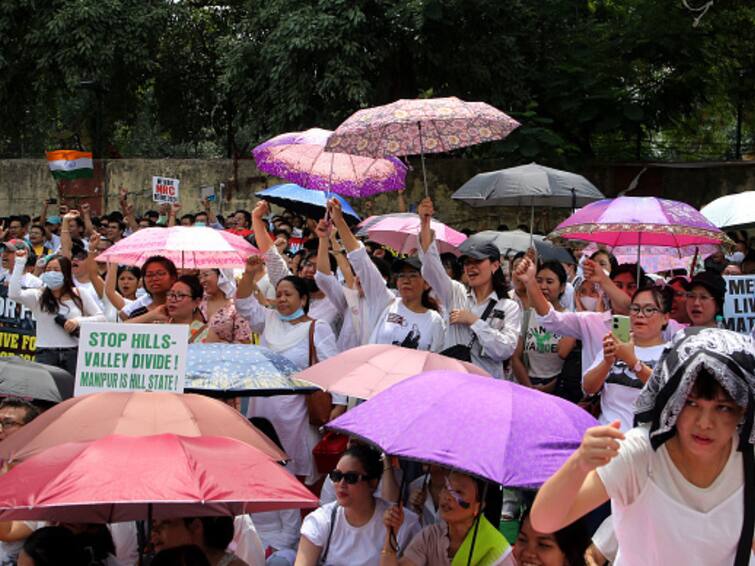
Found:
[395,272,421,280]
[628,304,661,317]
[166,292,192,301]
[0,418,23,429]
[328,470,370,485]
[685,292,714,302]
[144,271,169,279]
[442,477,471,509]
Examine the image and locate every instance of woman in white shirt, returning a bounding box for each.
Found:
[328,202,445,353]
[583,286,671,431]
[296,445,421,566]
[235,268,338,481]
[9,249,104,375]
[531,328,755,566]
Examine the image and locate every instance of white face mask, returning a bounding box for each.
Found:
[580,296,599,311]
[726,252,745,264]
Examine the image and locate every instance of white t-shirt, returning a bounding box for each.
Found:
[585,343,667,430]
[371,301,445,352]
[300,500,421,566]
[523,308,567,380]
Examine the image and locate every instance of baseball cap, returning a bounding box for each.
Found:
[0,238,30,253]
[392,256,422,273]
[460,242,500,262]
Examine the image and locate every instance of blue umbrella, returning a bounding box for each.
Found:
[255,184,361,224]
[185,343,318,397]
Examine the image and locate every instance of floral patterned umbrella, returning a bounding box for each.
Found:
[186,343,318,397]
[252,128,406,198]
[582,243,717,274]
[325,97,520,194]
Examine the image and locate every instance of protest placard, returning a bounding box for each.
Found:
[721,275,755,334]
[200,185,216,202]
[152,176,180,204]
[75,322,188,396]
[0,286,36,360]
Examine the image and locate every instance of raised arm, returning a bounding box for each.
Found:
[80,202,96,237]
[167,203,180,227]
[8,250,39,308]
[515,257,551,316]
[60,210,79,259]
[328,198,359,253]
[583,259,630,315]
[104,262,127,312]
[251,200,274,252]
[329,231,355,289]
[85,233,105,298]
[315,220,333,276]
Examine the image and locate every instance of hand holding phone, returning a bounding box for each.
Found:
[611,315,631,343]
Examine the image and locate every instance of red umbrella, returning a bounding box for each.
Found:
[0,391,286,464]
[0,434,317,523]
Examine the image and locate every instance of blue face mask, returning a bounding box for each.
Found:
[277,307,305,322]
[194,222,206,227]
[40,271,65,290]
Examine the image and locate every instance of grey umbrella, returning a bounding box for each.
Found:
[459,230,575,264]
[452,162,605,208]
[0,357,73,403]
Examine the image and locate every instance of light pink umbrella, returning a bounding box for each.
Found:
[582,243,716,274]
[252,128,407,198]
[359,213,466,255]
[97,226,259,269]
[294,344,489,399]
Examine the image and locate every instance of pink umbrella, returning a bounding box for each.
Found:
[582,243,717,274]
[359,212,466,255]
[97,226,259,269]
[252,128,407,198]
[549,197,731,249]
[295,344,489,399]
[325,97,520,194]
[0,434,317,523]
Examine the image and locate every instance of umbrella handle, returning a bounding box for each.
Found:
[389,471,407,551]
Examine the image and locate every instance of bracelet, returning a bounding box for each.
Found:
[632,359,644,373]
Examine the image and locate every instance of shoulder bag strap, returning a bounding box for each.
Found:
[308,320,318,367]
[319,503,338,565]
[465,298,498,349]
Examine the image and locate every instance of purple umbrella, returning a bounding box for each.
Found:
[326,371,597,488]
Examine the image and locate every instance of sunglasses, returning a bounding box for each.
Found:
[328,470,370,485]
[443,477,471,509]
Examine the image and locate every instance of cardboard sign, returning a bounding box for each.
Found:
[200,185,216,202]
[721,275,755,334]
[0,285,36,360]
[152,176,180,204]
[75,323,188,396]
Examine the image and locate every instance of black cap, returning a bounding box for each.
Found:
[685,271,726,298]
[460,242,500,262]
[392,256,422,273]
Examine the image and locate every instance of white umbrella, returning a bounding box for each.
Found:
[700,191,755,231]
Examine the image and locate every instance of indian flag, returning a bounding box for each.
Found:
[46,150,94,180]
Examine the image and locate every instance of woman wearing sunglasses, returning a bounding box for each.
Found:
[582,286,672,431]
[380,471,513,566]
[296,445,421,566]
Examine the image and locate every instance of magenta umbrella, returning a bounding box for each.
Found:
[326,371,597,488]
[325,97,520,194]
[97,226,259,269]
[357,212,466,255]
[252,128,407,198]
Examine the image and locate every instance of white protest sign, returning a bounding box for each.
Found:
[200,185,216,202]
[152,176,180,204]
[75,323,189,396]
[722,275,755,334]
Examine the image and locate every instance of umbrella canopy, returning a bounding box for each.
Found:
[582,243,718,274]
[252,128,407,198]
[255,184,361,225]
[295,344,489,399]
[0,357,73,403]
[700,191,755,231]
[358,213,466,255]
[0,391,286,464]
[548,197,732,249]
[325,97,520,158]
[97,226,259,269]
[186,343,318,397]
[0,434,317,522]
[461,230,574,264]
[326,371,598,488]
[452,163,605,208]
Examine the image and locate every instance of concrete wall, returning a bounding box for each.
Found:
[1,158,753,232]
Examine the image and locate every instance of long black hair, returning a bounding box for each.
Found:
[277,275,311,313]
[40,256,83,315]
[491,265,510,298]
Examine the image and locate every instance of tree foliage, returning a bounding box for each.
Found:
[0,0,752,163]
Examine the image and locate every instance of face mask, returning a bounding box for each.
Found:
[41,271,65,290]
[726,252,744,264]
[194,222,206,227]
[580,296,599,311]
[277,307,305,322]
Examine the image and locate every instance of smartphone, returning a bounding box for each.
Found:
[612,315,631,343]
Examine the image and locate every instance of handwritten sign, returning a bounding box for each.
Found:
[722,275,755,334]
[75,323,188,396]
[152,176,180,204]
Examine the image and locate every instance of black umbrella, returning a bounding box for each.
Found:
[0,357,73,403]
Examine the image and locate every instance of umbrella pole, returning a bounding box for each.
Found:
[636,233,641,284]
[466,482,488,566]
[529,204,535,250]
[417,121,429,198]
[389,472,408,551]
[689,246,699,276]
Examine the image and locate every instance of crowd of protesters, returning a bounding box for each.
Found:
[0,188,752,566]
